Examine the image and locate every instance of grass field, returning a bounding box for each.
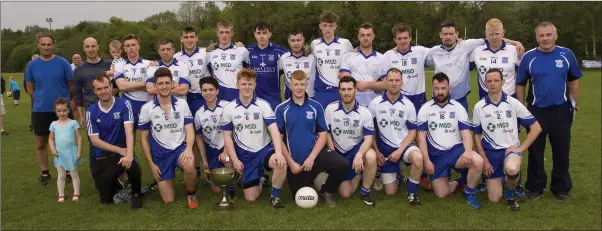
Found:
[1,70,600,230]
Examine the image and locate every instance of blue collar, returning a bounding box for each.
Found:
[235,95,258,109]
[484,92,509,107]
[290,50,307,59]
[320,36,339,46]
[158,59,178,68]
[291,93,310,106]
[125,57,143,65]
[439,43,456,52]
[214,43,235,51]
[396,46,413,56]
[183,47,200,57]
[152,95,177,110]
[358,48,377,59]
[431,100,454,109]
[202,99,224,112]
[254,42,275,50]
[483,40,507,54]
[336,100,360,114]
[380,93,405,105]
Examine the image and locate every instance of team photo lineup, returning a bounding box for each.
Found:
[13,10,583,213]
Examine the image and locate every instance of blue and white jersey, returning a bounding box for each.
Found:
[114,57,152,102]
[311,36,354,92]
[245,43,287,102]
[516,46,583,108]
[86,97,134,158]
[472,93,537,151]
[470,41,519,96]
[279,52,316,97]
[368,94,418,154]
[416,99,471,157]
[426,39,486,99]
[146,59,191,101]
[207,44,249,89]
[194,100,230,150]
[220,96,276,159]
[138,96,194,158]
[340,49,386,106]
[174,47,210,94]
[382,46,430,96]
[324,101,375,154]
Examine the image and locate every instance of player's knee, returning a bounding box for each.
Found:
[162,196,175,204]
[471,153,484,170]
[410,152,423,168]
[244,194,259,202]
[183,163,195,174]
[433,190,449,198]
[385,185,398,196]
[364,149,377,167]
[488,193,502,203]
[35,141,47,150]
[340,190,353,198]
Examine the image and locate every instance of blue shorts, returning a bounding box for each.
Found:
[239,145,274,186]
[187,93,205,115]
[218,86,239,102]
[405,93,426,114]
[207,146,225,170]
[314,90,339,108]
[429,145,468,181]
[339,144,362,181]
[380,144,420,174]
[152,144,186,181]
[486,149,521,179]
[455,96,469,113]
[284,87,292,101]
[123,97,146,132]
[256,91,281,110]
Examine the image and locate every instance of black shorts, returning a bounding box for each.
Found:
[33,111,73,136]
[12,90,20,100]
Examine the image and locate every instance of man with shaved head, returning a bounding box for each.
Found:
[71,54,83,71]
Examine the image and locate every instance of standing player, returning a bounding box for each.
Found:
[339,23,386,106]
[416,73,484,209]
[472,69,542,211]
[138,67,198,208]
[368,68,423,206]
[174,25,210,115]
[311,12,354,107]
[324,76,377,206]
[114,34,152,133]
[207,20,249,102]
[193,77,235,196]
[245,21,288,110]
[279,28,316,100]
[220,69,287,208]
[146,39,190,101]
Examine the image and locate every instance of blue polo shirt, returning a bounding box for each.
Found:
[516,46,582,108]
[275,95,328,164]
[25,55,73,112]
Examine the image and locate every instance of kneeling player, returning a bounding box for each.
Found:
[324,76,377,206]
[138,67,198,208]
[220,69,288,208]
[369,68,423,206]
[193,77,235,195]
[472,69,541,211]
[417,73,484,209]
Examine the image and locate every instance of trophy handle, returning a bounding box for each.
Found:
[204,170,213,185]
[232,171,242,185]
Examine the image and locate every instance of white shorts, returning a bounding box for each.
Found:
[381,145,420,184]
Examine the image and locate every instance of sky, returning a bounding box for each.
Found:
[0,1,218,30]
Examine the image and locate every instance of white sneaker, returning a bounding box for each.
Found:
[313,172,329,191]
[373,176,383,191]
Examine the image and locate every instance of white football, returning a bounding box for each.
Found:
[295,187,319,208]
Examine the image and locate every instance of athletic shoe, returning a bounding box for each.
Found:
[527,191,543,200]
[360,193,375,207]
[1,130,8,135]
[187,195,199,209]
[553,192,570,201]
[131,193,143,209]
[407,193,422,207]
[40,174,51,186]
[113,188,132,204]
[514,185,527,200]
[464,193,481,209]
[228,189,236,201]
[506,199,520,211]
[270,197,284,209]
[372,175,383,191]
[142,182,158,196]
[476,178,487,192]
[260,174,271,188]
[319,191,336,208]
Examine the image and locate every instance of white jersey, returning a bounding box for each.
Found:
[472,93,537,150]
[368,94,417,152]
[279,52,316,97]
[311,37,354,91]
[426,39,486,99]
[207,44,249,89]
[174,47,210,94]
[220,96,276,158]
[114,57,152,102]
[324,101,375,154]
[71,63,77,71]
[382,46,430,96]
[138,96,193,157]
[194,100,230,150]
[340,50,386,105]
[470,41,519,96]
[146,59,190,101]
[417,99,471,156]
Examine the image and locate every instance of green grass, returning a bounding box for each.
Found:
[1,71,601,230]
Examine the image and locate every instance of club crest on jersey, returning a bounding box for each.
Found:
[411,58,417,64]
[399,110,404,118]
[140,68,147,74]
[113,112,121,120]
[555,60,563,68]
[306,111,314,119]
[502,57,509,64]
[154,114,160,119]
[230,54,236,60]
[173,70,179,77]
[335,49,341,56]
[197,59,203,65]
[353,120,360,127]
[254,112,260,120]
[173,111,181,120]
[449,112,456,119]
[221,54,227,60]
[506,110,512,118]
[268,54,275,61]
[304,62,309,68]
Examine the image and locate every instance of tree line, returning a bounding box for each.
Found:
[1,1,600,73]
